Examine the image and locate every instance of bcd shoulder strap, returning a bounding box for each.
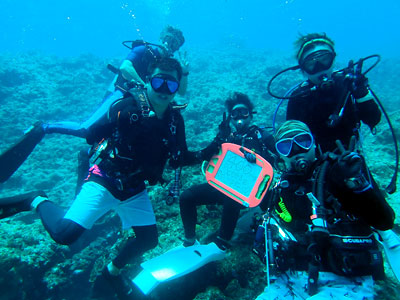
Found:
[136,90,151,118]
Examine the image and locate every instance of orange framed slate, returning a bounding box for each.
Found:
[205,143,273,207]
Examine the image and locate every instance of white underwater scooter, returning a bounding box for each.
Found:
[132,242,226,295]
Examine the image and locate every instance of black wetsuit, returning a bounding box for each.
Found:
[31,89,212,269]
[286,73,381,152]
[85,89,203,198]
[180,125,276,244]
[285,74,394,235]
[259,157,394,278]
[263,159,395,231]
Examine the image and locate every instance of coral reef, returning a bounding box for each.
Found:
[0,49,399,299]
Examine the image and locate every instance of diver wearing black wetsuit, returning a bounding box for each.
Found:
[0,58,211,298]
[180,93,276,249]
[286,72,381,152]
[285,33,381,153]
[282,34,393,241]
[254,120,394,299]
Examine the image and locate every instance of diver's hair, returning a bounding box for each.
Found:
[148,57,183,81]
[295,33,335,60]
[160,25,185,48]
[225,92,255,114]
[274,120,312,141]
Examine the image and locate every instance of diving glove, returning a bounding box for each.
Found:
[331,151,371,192]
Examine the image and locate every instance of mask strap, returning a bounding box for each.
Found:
[297,38,335,61]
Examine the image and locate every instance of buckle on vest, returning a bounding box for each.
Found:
[115,178,124,191]
[137,91,152,118]
[141,105,150,118]
[130,113,139,122]
[170,123,176,135]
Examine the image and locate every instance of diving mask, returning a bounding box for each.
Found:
[275,132,314,157]
[150,74,180,95]
[300,50,335,75]
[231,107,250,120]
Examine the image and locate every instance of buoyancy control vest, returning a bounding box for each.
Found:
[271,157,384,280]
[114,41,165,88]
[230,125,276,165]
[87,89,184,193]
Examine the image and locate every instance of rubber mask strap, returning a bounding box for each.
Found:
[297,38,335,61]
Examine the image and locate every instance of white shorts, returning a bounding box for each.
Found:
[64,181,156,229]
[256,271,374,300]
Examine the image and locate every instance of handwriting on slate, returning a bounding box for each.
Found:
[215,150,262,197]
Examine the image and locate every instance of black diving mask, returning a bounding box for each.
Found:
[231,107,250,120]
[150,74,180,95]
[300,50,336,75]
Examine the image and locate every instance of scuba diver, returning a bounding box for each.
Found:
[0,58,209,299]
[285,33,381,152]
[117,25,188,94]
[180,92,276,251]
[283,31,398,237]
[254,120,396,299]
[0,25,188,184]
[44,24,189,138]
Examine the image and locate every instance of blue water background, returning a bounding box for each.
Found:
[0,2,400,299]
[1,0,399,59]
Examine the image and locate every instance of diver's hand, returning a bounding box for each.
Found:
[178,51,190,75]
[335,151,362,179]
[240,147,257,163]
[216,112,231,142]
[245,152,257,163]
[331,150,371,192]
[125,79,144,91]
[351,74,369,99]
[333,139,360,178]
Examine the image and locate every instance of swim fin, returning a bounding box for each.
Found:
[0,121,45,183]
[0,190,47,219]
[132,242,226,295]
[375,229,400,282]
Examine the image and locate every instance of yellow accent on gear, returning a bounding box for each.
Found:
[297,38,335,60]
[275,197,292,222]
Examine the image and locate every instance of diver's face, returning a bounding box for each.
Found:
[275,131,316,173]
[230,104,252,133]
[162,35,180,53]
[299,44,335,85]
[146,68,179,110]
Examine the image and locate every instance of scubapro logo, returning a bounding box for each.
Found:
[342,238,373,244]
